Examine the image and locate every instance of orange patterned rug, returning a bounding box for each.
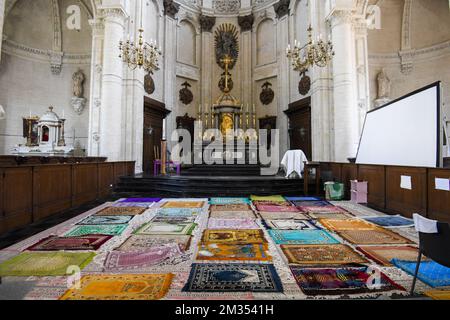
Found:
[319,218,379,231]
[162,201,204,209]
[59,274,173,300]
[336,229,414,245]
[197,243,272,261]
[201,229,267,244]
[281,244,368,265]
[424,290,450,300]
[95,206,146,216]
[356,245,421,266]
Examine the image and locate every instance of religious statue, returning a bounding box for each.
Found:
[71,69,87,115]
[220,114,234,137]
[377,68,391,99]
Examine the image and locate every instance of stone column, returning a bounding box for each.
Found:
[87,19,105,157]
[238,14,254,110]
[329,9,359,162]
[199,15,216,109]
[0,0,6,63]
[99,7,126,161]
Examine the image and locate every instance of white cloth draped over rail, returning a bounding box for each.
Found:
[281,150,308,178]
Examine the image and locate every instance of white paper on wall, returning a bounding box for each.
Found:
[400,175,412,190]
[435,178,450,191]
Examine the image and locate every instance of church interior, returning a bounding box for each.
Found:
[0,0,449,302]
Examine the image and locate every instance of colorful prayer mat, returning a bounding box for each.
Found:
[258,211,310,220]
[112,203,153,208]
[65,224,128,237]
[151,215,196,224]
[268,230,340,245]
[207,218,259,230]
[162,201,205,209]
[119,198,161,203]
[307,211,354,219]
[77,215,134,225]
[392,259,450,288]
[0,252,95,276]
[356,245,421,266]
[362,215,414,228]
[116,235,192,252]
[298,205,347,214]
[424,290,450,300]
[336,229,414,245]
[202,229,266,244]
[252,200,292,207]
[319,218,379,231]
[158,208,201,216]
[250,195,286,202]
[210,204,253,212]
[196,243,271,261]
[281,244,368,265]
[25,234,113,251]
[59,274,173,300]
[95,206,146,216]
[209,197,251,205]
[264,219,319,231]
[104,244,183,270]
[133,222,196,236]
[255,204,299,212]
[292,200,331,207]
[290,267,404,295]
[285,197,321,201]
[209,210,256,219]
[183,263,283,292]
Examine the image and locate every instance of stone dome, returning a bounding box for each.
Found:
[39,107,61,123]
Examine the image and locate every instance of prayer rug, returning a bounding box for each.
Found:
[268,230,340,245]
[207,218,259,230]
[258,211,310,220]
[298,205,347,214]
[116,235,192,252]
[119,198,161,203]
[250,195,286,202]
[263,219,319,231]
[252,200,292,207]
[209,197,251,205]
[290,267,404,295]
[104,244,183,270]
[202,229,267,244]
[209,210,256,219]
[25,234,113,251]
[336,229,414,245]
[112,203,153,208]
[151,215,196,224]
[356,245,421,266]
[162,201,205,209]
[285,197,321,201]
[95,206,146,216]
[77,215,134,225]
[291,200,331,207]
[281,244,368,265]
[255,204,299,212]
[362,215,414,228]
[59,274,173,300]
[319,218,379,231]
[65,224,128,237]
[158,208,201,216]
[133,222,196,236]
[307,211,354,219]
[210,204,253,212]
[424,290,450,300]
[196,243,271,262]
[183,263,283,292]
[391,259,450,288]
[0,252,95,276]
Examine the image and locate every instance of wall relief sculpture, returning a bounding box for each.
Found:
[260,82,275,105]
[179,82,194,105]
[71,69,87,115]
[298,74,311,96]
[144,73,155,95]
[219,71,234,93]
[214,0,240,14]
[214,23,240,70]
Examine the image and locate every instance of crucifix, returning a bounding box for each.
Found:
[220,54,234,93]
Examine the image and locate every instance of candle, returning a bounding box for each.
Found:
[62,109,65,119]
[29,109,32,118]
[162,118,166,140]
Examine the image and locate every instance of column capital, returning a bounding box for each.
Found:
[99,6,127,24]
[163,0,180,19]
[327,9,355,28]
[274,0,290,19]
[199,14,216,32]
[89,18,105,35]
[238,14,254,32]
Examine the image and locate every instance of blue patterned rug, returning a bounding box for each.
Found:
[268,230,340,245]
[209,197,251,205]
[392,259,450,287]
[363,216,414,228]
[183,263,283,292]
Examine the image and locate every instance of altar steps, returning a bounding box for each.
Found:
[115,174,310,197]
[181,164,262,176]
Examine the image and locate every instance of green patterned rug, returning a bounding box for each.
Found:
[0,252,95,276]
[64,224,128,237]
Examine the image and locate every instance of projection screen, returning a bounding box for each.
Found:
[356,82,441,167]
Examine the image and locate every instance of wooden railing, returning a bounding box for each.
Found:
[0,161,135,236]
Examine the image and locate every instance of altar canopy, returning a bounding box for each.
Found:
[281,150,308,178]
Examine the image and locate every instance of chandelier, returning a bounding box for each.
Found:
[286,26,334,74]
[119,28,162,74]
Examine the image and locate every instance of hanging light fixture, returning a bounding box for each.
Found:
[286,25,334,74]
[118,0,162,74]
